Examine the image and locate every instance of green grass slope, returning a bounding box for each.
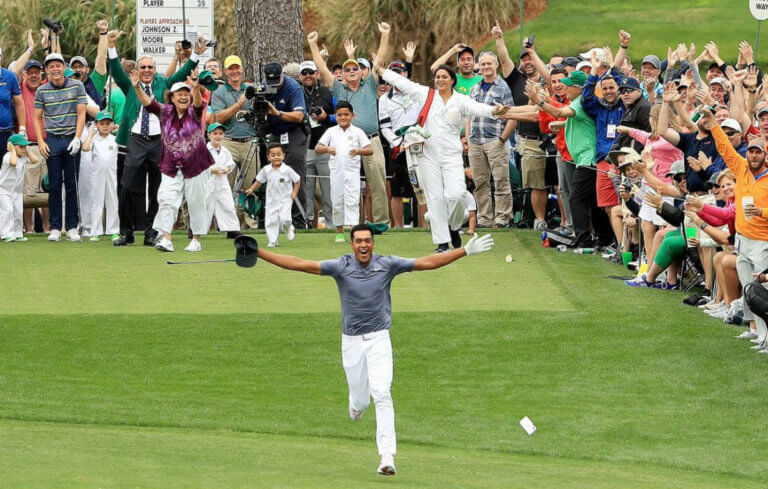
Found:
[489,1,765,64]
[0,230,766,488]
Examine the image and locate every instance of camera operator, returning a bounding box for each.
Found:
[263,61,309,229]
[209,55,258,230]
[299,60,335,228]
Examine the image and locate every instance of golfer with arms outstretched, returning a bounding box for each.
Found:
[256,224,494,475]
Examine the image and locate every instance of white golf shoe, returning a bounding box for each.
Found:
[66,229,81,242]
[349,406,363,421]
[735,329,758,340]
[155,237,174,252]
[48,230,61,242]
[287,225,295,241]
[377,454,396,476]
[184,238,202,252]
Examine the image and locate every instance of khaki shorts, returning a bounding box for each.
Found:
[519,137,546,190]
[23,145,47,196]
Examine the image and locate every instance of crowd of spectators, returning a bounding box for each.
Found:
[2,16,768,352]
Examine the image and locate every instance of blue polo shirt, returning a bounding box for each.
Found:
[0,68,21,130]
[267,76,306,135]
[321,253,414,335]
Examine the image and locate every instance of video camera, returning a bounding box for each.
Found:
[236,82,277,139]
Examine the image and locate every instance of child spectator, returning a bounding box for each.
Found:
[82,111,119,241]
[205,123,240,238]
[246,143,300,247]
[314,101,373,242]
[0,134,36,242]
[464,190,477,236]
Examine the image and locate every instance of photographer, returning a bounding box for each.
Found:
[263,61,309,229]
[209,55,257,229]
[299,60,335,228]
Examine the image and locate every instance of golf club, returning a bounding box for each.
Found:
[166,258,236,265]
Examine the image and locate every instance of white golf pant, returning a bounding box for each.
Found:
[330,166,360,227]
[419,157,467,244]
[0,191,23,239]
[78,150,92,231]
[153,171,209,236]
[341,329,396,456]
[264,199,292,244]
[206,175,240,232]
[90,157,119,236]
[736,234,768,340]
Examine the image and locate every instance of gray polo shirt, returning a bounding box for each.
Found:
[210,82,255,139]
[321,253,414,335]
[33,78,87,137]
[332,75,379,136]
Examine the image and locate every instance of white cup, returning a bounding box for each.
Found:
[743,195,754,221]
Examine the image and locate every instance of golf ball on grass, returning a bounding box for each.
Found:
[505,254,513,263]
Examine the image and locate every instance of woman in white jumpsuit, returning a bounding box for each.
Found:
[377,63,506,251]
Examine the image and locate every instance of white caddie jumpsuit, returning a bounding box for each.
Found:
[382,69,496,245]
[317,125,371,227]
[255,163,300,244]
[88,133,119,236]
[0,153,28,240]
[205,143,240,232]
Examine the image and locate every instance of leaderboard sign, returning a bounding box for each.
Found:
[136,0,215,72]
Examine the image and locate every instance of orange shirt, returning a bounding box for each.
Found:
[712,124,768,241]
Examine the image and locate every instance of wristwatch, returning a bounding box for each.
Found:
[537,100,545,107]
[700,222,708,230]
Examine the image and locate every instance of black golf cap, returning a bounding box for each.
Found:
[234,235,259,268]
[264,62,283,86]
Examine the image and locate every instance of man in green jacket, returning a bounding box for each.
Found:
[106,30,204,246]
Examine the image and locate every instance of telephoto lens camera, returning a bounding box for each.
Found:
[43,18,64,34]
[309,106,323,117]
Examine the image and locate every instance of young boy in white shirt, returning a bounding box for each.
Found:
[82,111,120,241]
[0,134,37,242]
[246,143,300,247]
[315,101,373,243]
[205,123,240,237]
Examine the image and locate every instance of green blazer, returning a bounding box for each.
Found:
[109,56,199,146]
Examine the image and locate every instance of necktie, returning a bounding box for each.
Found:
[140,84,152,137]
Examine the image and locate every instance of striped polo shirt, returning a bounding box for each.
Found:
[34,79,87,137]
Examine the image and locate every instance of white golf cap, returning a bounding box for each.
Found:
[710,76,730,88]
[576,60,591,71]
[44,53,66,65]
[299,60,317,72]
[579,47,606,63]
[169,82,191,93]
[721,118,742,133]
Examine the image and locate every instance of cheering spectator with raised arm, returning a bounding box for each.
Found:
[429,43,482,95]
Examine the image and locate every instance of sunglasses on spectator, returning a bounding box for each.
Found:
[344,67,359,72]
[139,65,154,70]
[723,131,737,136]
[619,88,635,94]
[710,184,721,189]
[673,174,685,183]
[300,70,316,75]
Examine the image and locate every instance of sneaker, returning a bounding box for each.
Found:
[435,243,450,253]
[14,236,28,242]
[377,454,396,476]
[287,225,295,241]
[625,274,654,287]
[758,346,768,354]
[735,330,758,340]
[110,234,120,241]
[349,406,363,421]
[533,219,547,231]
[750,341,766,350]
[702,301,723,311]
[2,237,13,243]
[48,230,61,242]
[334,233,345,243]
[707,306,729,319]
[155,237,174,252]
[66,229,81,242]
[184,238,201,252]
[80,229,91,238]
[144,231,158,247]
[267,242,278,248]
[653,282,680,291]
[89,236,100,242]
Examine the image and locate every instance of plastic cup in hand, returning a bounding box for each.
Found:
[622,251,632,268]
[743,195,754,221]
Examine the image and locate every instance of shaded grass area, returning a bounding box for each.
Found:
[2,230,767,486]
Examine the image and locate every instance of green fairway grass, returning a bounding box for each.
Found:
[1,230,767,488]
[486,1,765,64]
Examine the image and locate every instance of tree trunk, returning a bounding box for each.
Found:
[235,0,304,82]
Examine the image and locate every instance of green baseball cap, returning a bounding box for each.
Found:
[64,67,75,78]
[95,110,114,122]
[561,70,587,87]
[8,134,30,146]
[237,192,262,220]
[207,122,225,134]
